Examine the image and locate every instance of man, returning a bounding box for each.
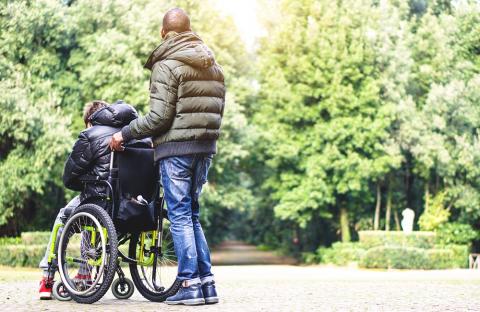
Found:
[39,100,138,299]
[110,8,225,306]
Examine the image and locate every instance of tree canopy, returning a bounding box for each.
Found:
[1,0,479,255]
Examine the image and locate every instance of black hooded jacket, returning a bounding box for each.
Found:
[63,102,139,201]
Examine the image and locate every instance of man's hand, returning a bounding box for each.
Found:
[110,132,125,151]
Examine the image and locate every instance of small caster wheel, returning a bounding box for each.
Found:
[112,278,134,299]
[52,280,72,301]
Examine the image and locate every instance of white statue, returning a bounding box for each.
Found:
[401,208,415,233]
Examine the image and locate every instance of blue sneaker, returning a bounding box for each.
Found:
[202,281,219,304]
[165,282,205,305]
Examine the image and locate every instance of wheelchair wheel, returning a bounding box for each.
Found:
[57,204,118,304]
[129,216,180,302]
[52,280,71,301]
[111,277,134,299]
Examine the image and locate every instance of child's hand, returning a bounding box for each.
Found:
[109,132,125,151]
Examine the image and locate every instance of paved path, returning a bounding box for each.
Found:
[1,265,480,311]
[211,240,297,265]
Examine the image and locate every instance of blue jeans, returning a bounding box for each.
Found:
[160,154,214,283]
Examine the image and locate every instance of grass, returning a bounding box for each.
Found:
[0,266,40,283]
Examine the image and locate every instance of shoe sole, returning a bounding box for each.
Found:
[165,298,205,306]
[205,296,219,304]
[39,292,52,300]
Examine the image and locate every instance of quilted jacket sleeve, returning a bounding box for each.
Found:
[122,62,178,141]
[63,132,93,191]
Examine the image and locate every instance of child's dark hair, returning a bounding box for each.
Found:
[83,100,108,127]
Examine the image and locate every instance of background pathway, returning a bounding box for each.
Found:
[211,240,297,265]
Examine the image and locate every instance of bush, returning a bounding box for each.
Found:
[0,231,50,268]
[418,191,450,231]
[0,236,22,245]
[359,245,468,269]
[360,246,429,269]
[302,252,321,264]
[0,244,44,267]
[438,244,469,268]
[318,242,366,266]
[358,231,436,249]
[424,249,455,269]
[20,232,50,245]
[436,223,478,245]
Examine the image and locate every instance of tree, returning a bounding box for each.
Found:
[0,0,255,240]
[255,0,406,242]
[0,77,72,234]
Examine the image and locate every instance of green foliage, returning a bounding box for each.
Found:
[1,0,480,259]
[360,246,429,269]
[0,0,254,241]
[256,0,405,228]
[359,245,467,269]
[0,244,44,267]
[317,242,366,266]
[418,192,450,231]
[358,231,436,249]
[252,0,480,254]
[0,79,72,227]
[0,237,22,246]
[437,244,469,268]
[0,231,49,267]
[20,231,50,245]
[314,233,469,269]
[436,223,479,245]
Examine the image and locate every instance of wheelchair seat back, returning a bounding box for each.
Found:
[117,147,157,202]
[114,145,158,233]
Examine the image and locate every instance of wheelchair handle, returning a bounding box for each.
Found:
[110,151,115,171]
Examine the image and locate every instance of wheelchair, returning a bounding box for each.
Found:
[47,144,181,304]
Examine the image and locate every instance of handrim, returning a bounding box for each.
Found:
[57,211,107,296]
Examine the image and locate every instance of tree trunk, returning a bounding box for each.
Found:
[424,181,430,213]
[374,182,381,230]
[385,179,392,231]
[340,207,351,242]
[393,208,401,231]
[405,156,414,209]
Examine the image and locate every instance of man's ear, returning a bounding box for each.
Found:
[161,28,166,39]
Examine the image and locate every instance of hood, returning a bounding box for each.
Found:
[144,31,216,70]
[90,100,138,127]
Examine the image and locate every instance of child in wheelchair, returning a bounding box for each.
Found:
[39,100,139,300]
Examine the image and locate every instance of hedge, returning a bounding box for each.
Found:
[358,231,436,249]
[20,232,51,245]
[359,245,467,269]
[0,236,22,245]
[0,244,45,267]
[318,242,366,266]
[0,231,132,268]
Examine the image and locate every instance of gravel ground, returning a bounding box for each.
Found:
[1,265,480,312]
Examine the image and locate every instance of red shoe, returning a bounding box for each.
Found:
[73,273,92,290]
[39,277,54,300]
[74,273,92,282]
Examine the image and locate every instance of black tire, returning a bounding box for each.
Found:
[129,230,180,302]
[52,281,71,301]
[58,204,118,304]
[111,278,134,299]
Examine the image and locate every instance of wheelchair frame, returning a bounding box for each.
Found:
[47,151,178,303]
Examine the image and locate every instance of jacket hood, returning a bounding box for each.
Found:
[144,31,216,70]
[90,100,138,127]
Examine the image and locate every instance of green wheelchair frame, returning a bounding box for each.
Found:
[48,150,178,303]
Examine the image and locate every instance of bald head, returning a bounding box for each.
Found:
[162,8,191,38]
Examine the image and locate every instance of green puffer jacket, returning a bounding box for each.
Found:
[122,31,225,160]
